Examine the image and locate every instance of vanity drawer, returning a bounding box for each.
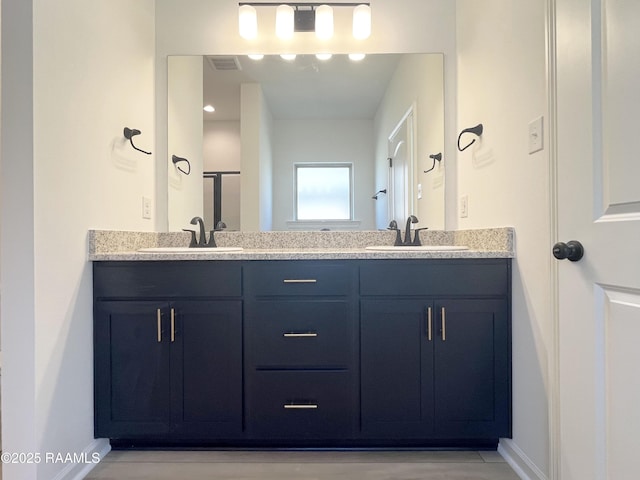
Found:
[93,261,242,298]
[245,300,353,367]
[359,259,510,297]
[245,261,355,297]
[245,370,356,438]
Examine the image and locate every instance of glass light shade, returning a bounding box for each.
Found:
[348,53,366,61]
[247,54,264,60]
[353,4,371,40]
[280,53,297,61]
[315,5,334,40]
[276,5,294,39]
[315,53,333,61]
[238,5,258,39]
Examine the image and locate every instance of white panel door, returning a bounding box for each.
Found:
[388,110,414,225]
[556,1,640,479]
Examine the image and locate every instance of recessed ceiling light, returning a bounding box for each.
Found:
[248,54,264,60]
[203,105,215,113]
[348,53,366,61]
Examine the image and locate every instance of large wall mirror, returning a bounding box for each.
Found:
[167,53,444,232]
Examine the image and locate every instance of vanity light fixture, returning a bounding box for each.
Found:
[123,127,151,155]
[238,3,370,40]
[315,53,333,60]
[457,123,484,152]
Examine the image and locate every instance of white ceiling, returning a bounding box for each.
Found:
[203,53,402,121]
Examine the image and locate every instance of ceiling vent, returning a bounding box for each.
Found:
[207,56,242,71]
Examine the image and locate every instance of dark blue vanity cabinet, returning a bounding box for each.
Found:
[93,258,511,447]
[360,260,512,442]
[93,262,243,441]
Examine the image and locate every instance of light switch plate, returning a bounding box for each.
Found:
[529,116,544,154]
[142,196,152,219]
[417,183,423,199]
[460,194,469,218]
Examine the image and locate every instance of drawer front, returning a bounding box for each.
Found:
[360,260,510,297]
[245,300,354,367]
[245,371,356,438]
[94,261,242,298]
[245,261,354,297]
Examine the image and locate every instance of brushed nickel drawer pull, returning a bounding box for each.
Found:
[170,308,176,343]
[156,309,162,343]
[284,404,318,409]
[441,306,447,341]
[283,332,318,338]
[283,279,317,284]
[427,306,433,341]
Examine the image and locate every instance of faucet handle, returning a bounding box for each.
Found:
[412,227,429,246]
[182,229,198,248]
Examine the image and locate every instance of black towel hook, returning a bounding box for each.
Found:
[123,127,152,155]
[372,189,387,200]
[424,153,442,173]
[172,155,191,175]
[457,124,483,152]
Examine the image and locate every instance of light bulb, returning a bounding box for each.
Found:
[238,5,257,40]
[315,5,334,40]
[353,4,371,40]
[276,4,294,39]
[203,105,215,113]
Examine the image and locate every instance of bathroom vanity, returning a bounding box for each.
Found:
[91,230,512,448]
[94,259,510,446]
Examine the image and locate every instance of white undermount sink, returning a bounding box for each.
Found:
[365,245,469,252]
[138,246,244,253]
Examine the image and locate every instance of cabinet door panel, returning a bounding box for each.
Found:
[172,301,243,438]
[434,299,510,438]
[360,299,434,437]
[95,301,171,437]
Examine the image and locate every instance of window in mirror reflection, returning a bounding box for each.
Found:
[295,164,352,221]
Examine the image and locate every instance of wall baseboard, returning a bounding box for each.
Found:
[499,438,548,480]
[50,438,110,480]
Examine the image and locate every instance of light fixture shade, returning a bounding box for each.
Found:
[276,4,294,39]
[280,53,297,61]
[353,4,371,40]
[247,54,264,60]
[315,5,334,40]
[315,53,333,61]
[348,53,366,61]
[238,5,258,40]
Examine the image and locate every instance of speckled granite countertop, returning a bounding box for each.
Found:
[88,228,514,261]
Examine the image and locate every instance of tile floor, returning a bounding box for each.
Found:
[86,450,520,480]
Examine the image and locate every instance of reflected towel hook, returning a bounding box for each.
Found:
[457,123,483,152]
[123,127,152,155]
[372,189,387,200]
[424,153,442,173]
[172,155,191,175]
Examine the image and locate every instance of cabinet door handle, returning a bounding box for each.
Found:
[283,332,318,338]
[441,306,446,341]
[427,307,433,341]
[170,308,176,343]
[156,308,162,343]
[283,279,317,284]
[284,404,318,409]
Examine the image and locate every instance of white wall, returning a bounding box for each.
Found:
[1,1,156,478]
[272,119,375,231]
[203,120,241,230]
[155,0,458,230]
[374,54,445,230]
[168,56,204,230]
[456,1,550,478]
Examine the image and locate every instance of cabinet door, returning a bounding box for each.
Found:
[433,299,511,438]
[171,300,243,439]
[94,301,172,438]
[360,299,435,438]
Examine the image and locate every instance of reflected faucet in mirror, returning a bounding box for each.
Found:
[183,217,227,248]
